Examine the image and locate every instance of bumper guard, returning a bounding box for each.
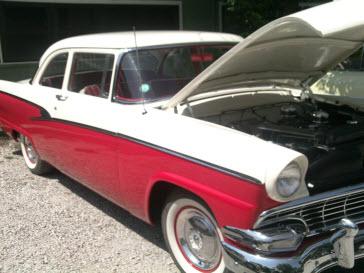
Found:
[222,219,363,273]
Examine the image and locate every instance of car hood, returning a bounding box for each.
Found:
[165,0,364,109]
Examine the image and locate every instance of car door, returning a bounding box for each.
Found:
[50,50,121,202]
[28,51,71,163]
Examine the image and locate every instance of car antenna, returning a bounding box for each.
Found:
[133,26,147,115]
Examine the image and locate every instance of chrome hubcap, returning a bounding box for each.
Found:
[23,137,38,164]
[175,208,221,271]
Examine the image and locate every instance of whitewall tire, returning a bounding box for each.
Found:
[162,193,226,273]
[20,135,53,175]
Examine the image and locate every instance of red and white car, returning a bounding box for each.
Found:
[1,1,364,272]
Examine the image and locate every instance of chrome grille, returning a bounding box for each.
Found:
[256,185,364,236]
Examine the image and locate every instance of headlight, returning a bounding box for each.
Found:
[276,162,301,198]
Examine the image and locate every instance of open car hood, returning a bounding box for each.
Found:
[165,0,364,109]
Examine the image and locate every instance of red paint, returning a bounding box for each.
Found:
[191,53,214,62]
[0,92,280,233]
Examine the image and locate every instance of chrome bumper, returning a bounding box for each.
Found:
[222,219,364,273]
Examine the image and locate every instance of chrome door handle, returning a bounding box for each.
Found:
[56,94,68,101]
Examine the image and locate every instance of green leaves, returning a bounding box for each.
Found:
[223,0,327,37]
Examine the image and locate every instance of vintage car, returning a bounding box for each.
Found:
[1,1,364,272]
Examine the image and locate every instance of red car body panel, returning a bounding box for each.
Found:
[0,91,279,230]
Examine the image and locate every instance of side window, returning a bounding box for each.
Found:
[68,53,114,99]
[40,53,68,89]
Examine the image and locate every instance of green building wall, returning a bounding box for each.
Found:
[183,0,220,31]
[0,0,222,81]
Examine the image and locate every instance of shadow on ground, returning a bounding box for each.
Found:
[10,145,167,252]
[5,136,364,273]
[46,170,167,250]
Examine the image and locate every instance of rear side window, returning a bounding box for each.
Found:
[68,53,114,99]
[39,53,68,89]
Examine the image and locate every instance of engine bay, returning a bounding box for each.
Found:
[201,98,364,194]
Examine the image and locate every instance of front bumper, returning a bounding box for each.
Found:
[222,219,364,273]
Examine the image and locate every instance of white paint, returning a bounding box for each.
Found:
[291,0,364,39]
[0,77,308,202]
[33,48,121,101]
[39,31,243,66]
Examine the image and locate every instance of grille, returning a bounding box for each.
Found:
[258,188,364,235]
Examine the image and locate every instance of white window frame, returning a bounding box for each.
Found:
[63,48,121,101]
[33,49,70,89]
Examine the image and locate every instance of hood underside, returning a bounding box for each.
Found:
[165,0,364,109]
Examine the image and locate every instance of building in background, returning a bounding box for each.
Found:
[0,0,225,80]
[0,0,331,81]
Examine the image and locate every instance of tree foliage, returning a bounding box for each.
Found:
[224,0,320,36]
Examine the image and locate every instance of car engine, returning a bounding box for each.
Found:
[210,99,364,194]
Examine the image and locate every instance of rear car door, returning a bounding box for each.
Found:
[50,50,121,201]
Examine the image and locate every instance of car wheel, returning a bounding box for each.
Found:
[20,135,53,175]
[162,192,226,273]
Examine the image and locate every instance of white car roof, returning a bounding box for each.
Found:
[40,31,242,65]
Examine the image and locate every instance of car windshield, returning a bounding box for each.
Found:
[113,44,235,102]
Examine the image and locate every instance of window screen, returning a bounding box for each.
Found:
[39,53,68,89]
[68,53,114,99]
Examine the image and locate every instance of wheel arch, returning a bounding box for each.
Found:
[1,119,29,141]
[145,171,266,231]
[147,180,212,225]
[10,129,20,141]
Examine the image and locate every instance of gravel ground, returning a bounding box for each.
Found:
[0,135,363,273]
[0,136,179,273]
